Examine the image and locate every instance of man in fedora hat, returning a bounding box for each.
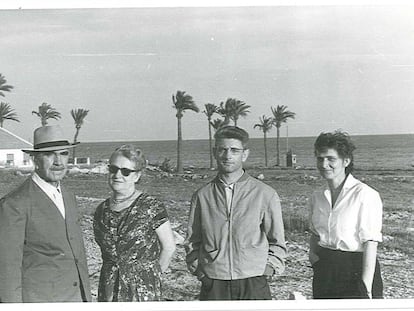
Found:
[0,125,91,302]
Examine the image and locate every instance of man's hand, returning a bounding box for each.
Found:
[309,251,320,266]
[200,275,213,289]
[263,264,275,276]
[263,264,275,281]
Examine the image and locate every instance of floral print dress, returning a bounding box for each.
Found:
[93,193,168,302]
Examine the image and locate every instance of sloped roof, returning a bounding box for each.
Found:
[0,127,33,149]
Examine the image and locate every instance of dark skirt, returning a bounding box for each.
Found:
[312,247,383,299]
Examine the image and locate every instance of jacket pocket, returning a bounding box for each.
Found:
[203,247,219,262]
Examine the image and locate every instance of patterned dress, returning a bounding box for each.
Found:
[93,193,168,302]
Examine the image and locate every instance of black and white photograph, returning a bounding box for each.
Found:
[0,0,412,309]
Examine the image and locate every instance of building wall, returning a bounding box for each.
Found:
[0,149,33,167]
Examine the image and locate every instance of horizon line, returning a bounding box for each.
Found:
[78,132,414,144]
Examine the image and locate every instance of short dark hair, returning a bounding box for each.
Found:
[110,144,146,171]
[214,126,249,148]
[314,130,356,174]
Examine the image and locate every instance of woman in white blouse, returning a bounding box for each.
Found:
[309,131,383,299]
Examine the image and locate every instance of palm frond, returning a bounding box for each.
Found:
[172,90,199,113]
[271,105,296,127]
[32,102,61,125]
[0,74,13,97]
[254,115,273,132]
[218,98,250,124]
[210,118,228,130]
[203,103,218,119]
[71,108,89,127]
[0,102,20,127]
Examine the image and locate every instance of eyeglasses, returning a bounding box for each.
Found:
[216,147,245,156]
[108,165,138,176]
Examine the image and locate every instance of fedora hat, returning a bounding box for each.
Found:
[22,125,79,153]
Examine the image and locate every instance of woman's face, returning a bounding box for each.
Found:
[108,154,141,195]
[316,148,350,183]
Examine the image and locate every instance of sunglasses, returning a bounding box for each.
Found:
[108,165,138,177]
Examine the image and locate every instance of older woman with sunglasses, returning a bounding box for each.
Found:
[309,131,383,299]
[93,145,176,302]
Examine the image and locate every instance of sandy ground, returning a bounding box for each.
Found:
[68,167,414,301]
[0,167,412,301]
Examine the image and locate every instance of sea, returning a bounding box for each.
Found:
[75,134,414,170]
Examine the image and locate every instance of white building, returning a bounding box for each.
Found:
[0,127,33,168]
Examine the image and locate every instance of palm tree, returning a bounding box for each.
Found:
[203,103,218,169]
[271,105,296,166]
[218,99,233,124]
[230,99,250,126]
[253,115,273,167]
[0,102,19,128]
[172,90,199,173]
[32,102,61,126]
[210,118,228,131]
[0,74,13,97]
[218,98,250,126]
[70,108,89,159]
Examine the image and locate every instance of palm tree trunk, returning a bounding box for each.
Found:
[264,132,268,167]
[72,128,80,160]
[177,116,183,173]
[276,126,280,166]
[208,119,213,169]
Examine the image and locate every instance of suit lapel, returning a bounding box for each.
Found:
[62,185,76,223]
[61,185,81,256]
[29,179,66,224]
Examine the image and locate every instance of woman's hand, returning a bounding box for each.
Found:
[309,233,321,265]
[361,240,378,299]
[155,221,176,273]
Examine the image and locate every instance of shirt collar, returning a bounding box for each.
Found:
[219,178,235,189]
[342,174,360,189]
[32,172,62,193]
[323,173,360,194]
[216,170,248,187]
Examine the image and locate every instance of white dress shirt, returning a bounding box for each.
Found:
[32,172,65,219]
[220,180,234,215]
[309,174,383,252]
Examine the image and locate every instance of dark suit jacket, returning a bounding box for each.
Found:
[0,177,92,302]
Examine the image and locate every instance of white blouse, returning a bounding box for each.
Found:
[309,174,383,252]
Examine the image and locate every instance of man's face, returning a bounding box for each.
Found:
[34,149,70,184]
[214,138,249,174]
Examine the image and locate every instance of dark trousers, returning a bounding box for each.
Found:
[312,247,383,299]
[199,276,272,300]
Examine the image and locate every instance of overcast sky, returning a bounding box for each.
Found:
[1,3,414,142]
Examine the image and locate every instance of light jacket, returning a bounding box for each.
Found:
[0,177,92,302]
[185,172,287,280]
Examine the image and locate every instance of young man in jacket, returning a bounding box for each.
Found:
[0,125,91,302]
[185,126,287,300]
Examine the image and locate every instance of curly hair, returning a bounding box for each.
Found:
[314,130,356,174]
[110,144,147,171]
[214,126,249,148]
